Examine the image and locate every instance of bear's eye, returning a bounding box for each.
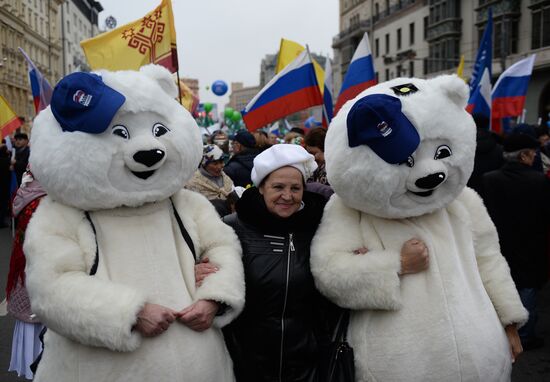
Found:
[434,145,452,160]
[152,123,170,137]
[112,125,129,140]
[400,156,415,168]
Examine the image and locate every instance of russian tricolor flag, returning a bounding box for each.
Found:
[492,54,536,122]
[334,32,376,115]
[322,56,333,127]
[242,49,323,131]
[466,8,492,120]
[19,47,53,115]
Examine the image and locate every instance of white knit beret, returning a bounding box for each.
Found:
[251,144,318,186]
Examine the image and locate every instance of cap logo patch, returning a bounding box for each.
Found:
[377,121,392,137]
[391,83,419,97]
[73,90,93,107]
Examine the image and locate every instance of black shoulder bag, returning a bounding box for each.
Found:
[320,309,355,382]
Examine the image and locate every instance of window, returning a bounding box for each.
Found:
[397,64,403,77]
[385,68,390,81]
[385,33,390,54]
[375,3,379,17]
[385,0,390,16]
[409,22,415,46]
[424,16,428,39]
[375,38,379,57]
[532,6,550,49]
[375,71,379,82]
[409,60,414,77]
[397,28,402,50]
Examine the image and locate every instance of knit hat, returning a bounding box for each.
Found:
[201,144,224,167]
[230,129,256,148]
[251,144,317,186]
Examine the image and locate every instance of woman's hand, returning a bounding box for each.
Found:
[177,300,220,332]
[399,238,429,275]
[505,324,523,363]
[195,257,219,287]
[134,303,177,337]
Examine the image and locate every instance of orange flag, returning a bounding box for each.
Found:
[81,0,178,72]
[0,95,22,139]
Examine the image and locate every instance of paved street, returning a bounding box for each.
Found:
[1,224,549,381]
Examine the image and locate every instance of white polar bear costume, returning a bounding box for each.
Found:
[24,65,244,382]
[311,75,527,382]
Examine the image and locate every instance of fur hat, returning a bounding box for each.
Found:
[251,144,317,186]
[201,144,224,167]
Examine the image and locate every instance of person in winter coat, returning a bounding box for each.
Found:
[467,115,504,199]
[224,130,259,187]
[483,133,550,350]
[218,144,336,382]
[185,144,235,213]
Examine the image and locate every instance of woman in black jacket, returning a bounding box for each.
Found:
[217,144,336,382]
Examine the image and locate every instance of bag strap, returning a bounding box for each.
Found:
[170,198,197,262]
[84,211,99,276]
[332,309,350,342]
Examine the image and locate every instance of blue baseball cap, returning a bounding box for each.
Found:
[346,94,420,164]
[50,72,126,134]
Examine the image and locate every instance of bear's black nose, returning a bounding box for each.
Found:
[133,149,165,167]
[415,172,446,189]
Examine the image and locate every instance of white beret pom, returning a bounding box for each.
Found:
[251,144,318,186]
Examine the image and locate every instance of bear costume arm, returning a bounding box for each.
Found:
[460,188,528,327]
[24,197,146,352]
[173,190,245,327]
[311,195,402,310]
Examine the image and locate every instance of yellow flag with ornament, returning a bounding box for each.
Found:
[276,38,325,93]
[81,0,178,72]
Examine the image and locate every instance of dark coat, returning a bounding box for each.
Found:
[467,129,504,200]
[14,146,30,186]
[483,162,550,288]
[223,188,336,382]
[224,149,259,187]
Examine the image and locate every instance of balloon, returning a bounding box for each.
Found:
[231,110,242,122]
[203,103,213,113]
[224,107,234,118]
[212,80,228,96]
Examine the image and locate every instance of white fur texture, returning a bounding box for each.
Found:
[326,75,476,219]
[30,64,202,211]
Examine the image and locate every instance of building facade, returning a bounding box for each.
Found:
[333,0,550,125]
[227,82,260,112]
[0,0,64,126]
[59,0,102,75]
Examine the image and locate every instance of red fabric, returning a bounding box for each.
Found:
[5,196,44,299]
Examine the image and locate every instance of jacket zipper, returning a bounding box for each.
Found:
[279,233,294,382]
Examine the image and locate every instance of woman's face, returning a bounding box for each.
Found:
[305,145,324,166]
[259,166,304,218]
[204,160,224,177]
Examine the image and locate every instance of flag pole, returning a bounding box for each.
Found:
[306,44,328,127]
[176,70,183,105]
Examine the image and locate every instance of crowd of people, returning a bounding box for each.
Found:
[2,114,550,380]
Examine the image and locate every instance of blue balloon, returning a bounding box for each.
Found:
[211,80,228,96]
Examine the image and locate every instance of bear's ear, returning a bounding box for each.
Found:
[430,74,469,109]
[139,64,178,99]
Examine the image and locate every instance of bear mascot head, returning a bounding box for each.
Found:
[30,64,202,210]
[325,74,476,218]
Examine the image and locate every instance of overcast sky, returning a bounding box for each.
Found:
[98,0,339,110]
